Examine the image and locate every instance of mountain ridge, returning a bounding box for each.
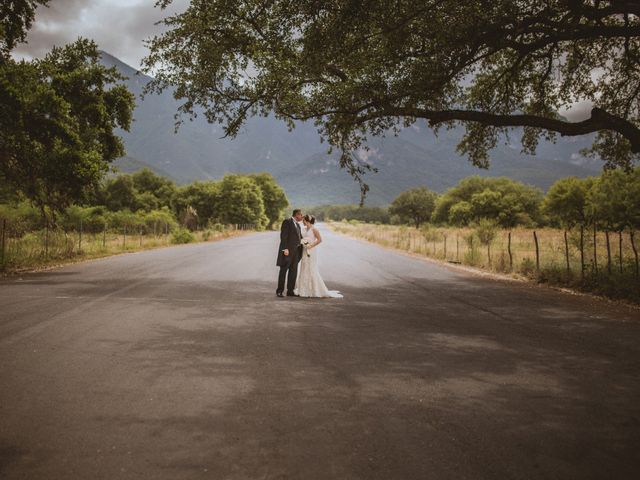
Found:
[100,51,602,206]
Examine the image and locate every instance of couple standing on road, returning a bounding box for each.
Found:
[276,209,343,298]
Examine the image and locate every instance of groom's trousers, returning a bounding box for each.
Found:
[278,256,301,294]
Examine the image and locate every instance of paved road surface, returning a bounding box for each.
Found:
[1,228,639,479]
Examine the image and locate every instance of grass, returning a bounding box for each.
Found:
[330,221,640,304]
[0,226,250,274]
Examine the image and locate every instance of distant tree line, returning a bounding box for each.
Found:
[315,170,640,238]
[312,205,391,224]
[1,168,289,234]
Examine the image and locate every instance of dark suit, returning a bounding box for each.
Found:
[276,217,303,294]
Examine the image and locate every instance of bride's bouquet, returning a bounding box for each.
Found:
[302,239,311,257]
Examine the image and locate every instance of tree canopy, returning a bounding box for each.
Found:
[248,173,288,228]
[389,187,438,228]
[0,39,135,217]
[544,169,640,230]
[543,176,595,227]
[0,0,48,59]
[434,176,543,227]
[146,0,640,199]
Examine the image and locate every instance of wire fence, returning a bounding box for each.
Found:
[331,222,640,300]
[0,219,255,271]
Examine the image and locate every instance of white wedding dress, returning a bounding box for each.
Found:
[295,226,343,298]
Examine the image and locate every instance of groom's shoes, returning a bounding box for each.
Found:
[286,292,299,297]
[276,291,284,297]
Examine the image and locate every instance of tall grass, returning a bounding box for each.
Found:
[330,221,640,303]
[0,224,246,272]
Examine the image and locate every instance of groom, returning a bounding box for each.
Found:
[276,209,304,297]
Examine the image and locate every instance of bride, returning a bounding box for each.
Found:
[295,215,343,298]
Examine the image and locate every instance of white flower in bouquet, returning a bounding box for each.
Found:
[302,239,311,257]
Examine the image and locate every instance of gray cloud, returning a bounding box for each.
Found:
[13,0,189,69]
[13,1,595,122]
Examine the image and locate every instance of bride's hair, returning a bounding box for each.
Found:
[303,214,315,225]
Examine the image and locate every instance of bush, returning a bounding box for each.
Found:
[208,222,226,232]
[475,218,498,246]
[171,228,195,244]
[519,258,537,277]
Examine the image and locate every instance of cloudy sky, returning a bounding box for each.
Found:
[13,0,591,120]
[13,0,189,69]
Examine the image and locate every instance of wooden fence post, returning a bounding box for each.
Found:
[0,218,6,265]
[630,230,639,278]
[564,230,570,275]
[456,234,459,262]
[533,230,540,272]
[443,235,447,260]
[580,225,585,280]
[44,219,49,258]
[593,223,598,275]
[507,231,513,270]
[123,225,127,250]
[103,223,107,248]
[78,218,83,253]
[605,230,612,275]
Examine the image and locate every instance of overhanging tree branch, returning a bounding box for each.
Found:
[352,107,640,153]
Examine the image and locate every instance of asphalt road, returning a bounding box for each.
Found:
[1,227,639,480]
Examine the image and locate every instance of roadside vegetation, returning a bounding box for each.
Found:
[318,170,640,303]
[1,169,288,273]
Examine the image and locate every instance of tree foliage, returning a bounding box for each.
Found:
[543,176,595,227]
[312,204,391,224]
[544,169,640,231]
[146,0,640,200]
[0,39,135,217]
[435,176,542,227]
[389,187,438,228]
[248,173,288,228]
[216,175,269,229]
[132,167,177,207]
[0,0,48,58]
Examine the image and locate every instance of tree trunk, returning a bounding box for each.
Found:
[508,231,513,270]
[533,230,540,272]
[618,231,623,274]
[630,230,639,278]
[564,230,570,275]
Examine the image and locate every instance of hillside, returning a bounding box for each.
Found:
[100,51,602,206]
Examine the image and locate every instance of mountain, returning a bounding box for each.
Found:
[100,51,602,206]
[111,156,173,178]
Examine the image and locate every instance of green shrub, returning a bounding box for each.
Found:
[519,258,537,277]
[171,228,195,244]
